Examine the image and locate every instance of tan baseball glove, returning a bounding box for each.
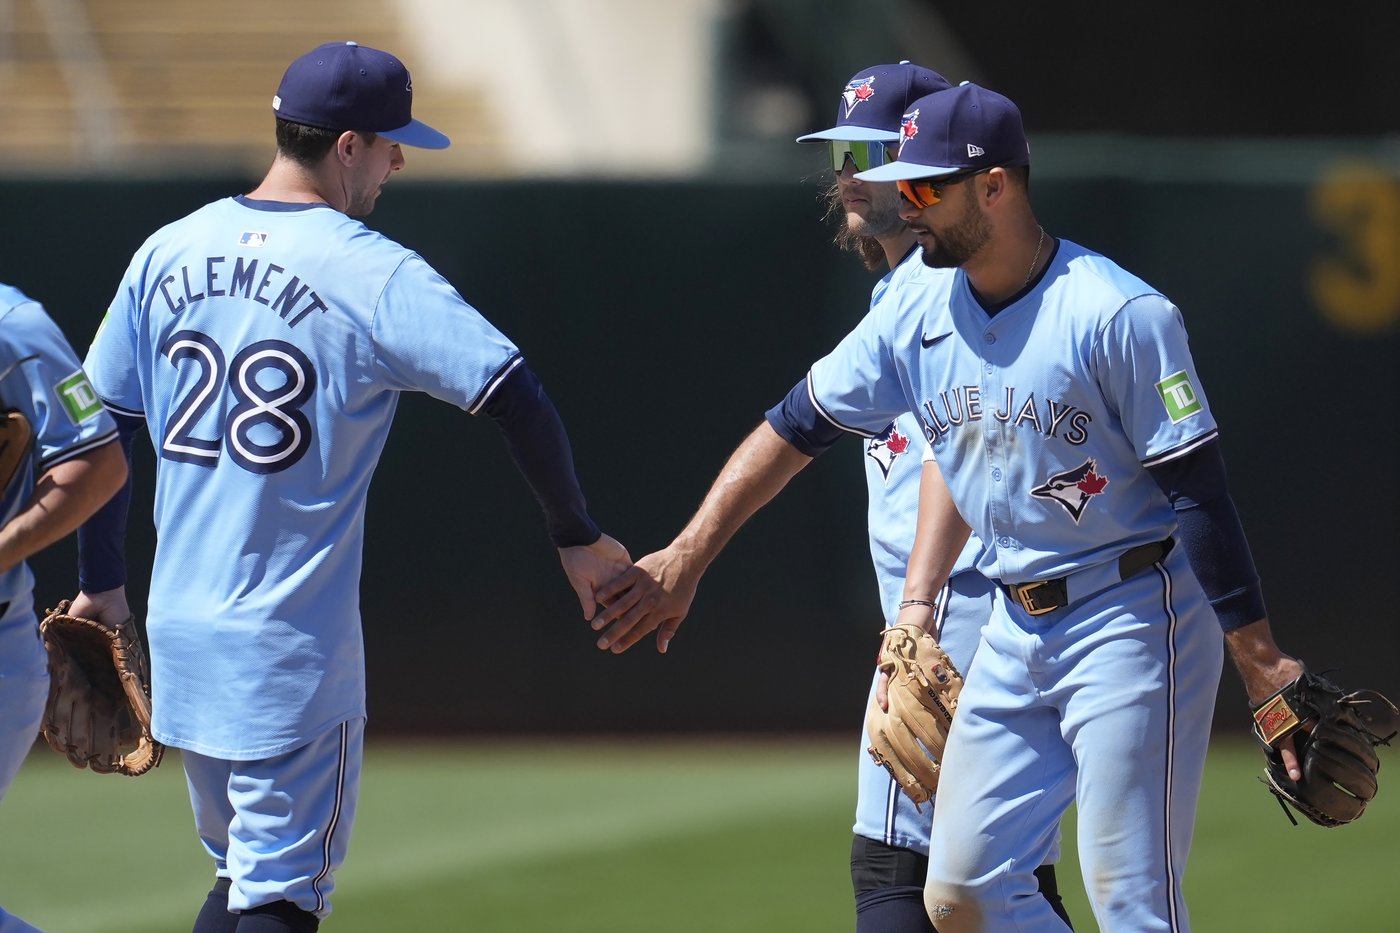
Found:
[866,622,964,805]
[39,600,163,776]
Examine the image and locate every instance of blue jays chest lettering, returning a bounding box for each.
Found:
[917,383,1111,524]
[917,384,1093,447]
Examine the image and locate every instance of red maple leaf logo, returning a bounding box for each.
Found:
[902,116,918,140]
[854,82,874,101]
[1077,471,1108,495]
[887,429,909,454]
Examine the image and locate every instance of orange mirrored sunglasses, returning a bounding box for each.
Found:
[896,166,999,209]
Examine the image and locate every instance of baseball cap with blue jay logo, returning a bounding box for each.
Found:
[855,82,1029,182]
[273,41,450,149]
[796,61,953,143]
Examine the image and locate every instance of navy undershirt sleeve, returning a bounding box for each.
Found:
[1147,439,1267,631]
[480,363,601,548]
[764,377,845,458]
[78,411,144,593]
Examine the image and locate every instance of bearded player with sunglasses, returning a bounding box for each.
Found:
[593,63,1070,933]
[789,82,1315,931]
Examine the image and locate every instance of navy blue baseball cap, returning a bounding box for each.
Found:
[855,82,1029,182]
[796,61,953,143]
[273,41,450,149]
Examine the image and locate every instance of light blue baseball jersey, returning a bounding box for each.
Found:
[1,287,117,634]
[1,287,116,933]
[811,239,1218,582]
[84,198,520,758]
[847,250,988,855]
[819,239,1222,928]
[857,251,983,628]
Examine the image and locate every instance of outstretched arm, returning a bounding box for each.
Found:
[591,421,813,653]
[0,439,126,574]
[481,364,631,620]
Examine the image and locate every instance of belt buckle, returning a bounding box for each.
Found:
[1010,580,1059,616]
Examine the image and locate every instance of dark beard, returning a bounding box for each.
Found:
[919,197,990,269]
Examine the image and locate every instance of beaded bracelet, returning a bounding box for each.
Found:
[897,599,938,611]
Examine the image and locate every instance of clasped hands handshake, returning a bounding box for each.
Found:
[558,537,694,655]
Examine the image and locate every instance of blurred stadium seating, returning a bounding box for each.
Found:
[3,1,1396,179]
[0,0,511,176]
[0,0,723,178]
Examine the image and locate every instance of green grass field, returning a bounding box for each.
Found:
[0,736,1393,931]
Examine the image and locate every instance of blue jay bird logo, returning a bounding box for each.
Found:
[867,422,911,482]
[1030,459,1110,523]
[898,110,920,155]
[842,76,876,117]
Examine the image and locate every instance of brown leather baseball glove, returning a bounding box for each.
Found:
[1252,669,1398,827]
[0,408,33,495]
[39,600,163,776]
[866,622,964,805]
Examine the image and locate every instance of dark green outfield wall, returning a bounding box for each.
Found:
[11,162,1399,735]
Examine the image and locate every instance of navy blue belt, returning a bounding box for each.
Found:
[1002,538,1175,616]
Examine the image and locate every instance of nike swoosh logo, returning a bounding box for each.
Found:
[921,331,951,348]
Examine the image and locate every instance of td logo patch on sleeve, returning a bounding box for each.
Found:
[55,370,105,425]
[1155,371,1203,424]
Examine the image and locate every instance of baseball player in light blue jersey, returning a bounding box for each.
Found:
[71,43,629,933]
[0,286,127,933]
[591,64,1068,931]
[798,65,1070,933]
[795,82,1303,931]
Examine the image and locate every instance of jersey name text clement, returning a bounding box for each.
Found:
[151,256,329,328]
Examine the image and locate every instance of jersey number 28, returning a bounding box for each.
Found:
[160,329,315,474]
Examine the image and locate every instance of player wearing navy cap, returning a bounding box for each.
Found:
[72,42,629,932]
[0,285,126,933]
[270,41,450,151]
[796,82,1300,930]
[592,65,1069,932]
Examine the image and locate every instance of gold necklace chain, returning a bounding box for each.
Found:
[1024,226,1046,287]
